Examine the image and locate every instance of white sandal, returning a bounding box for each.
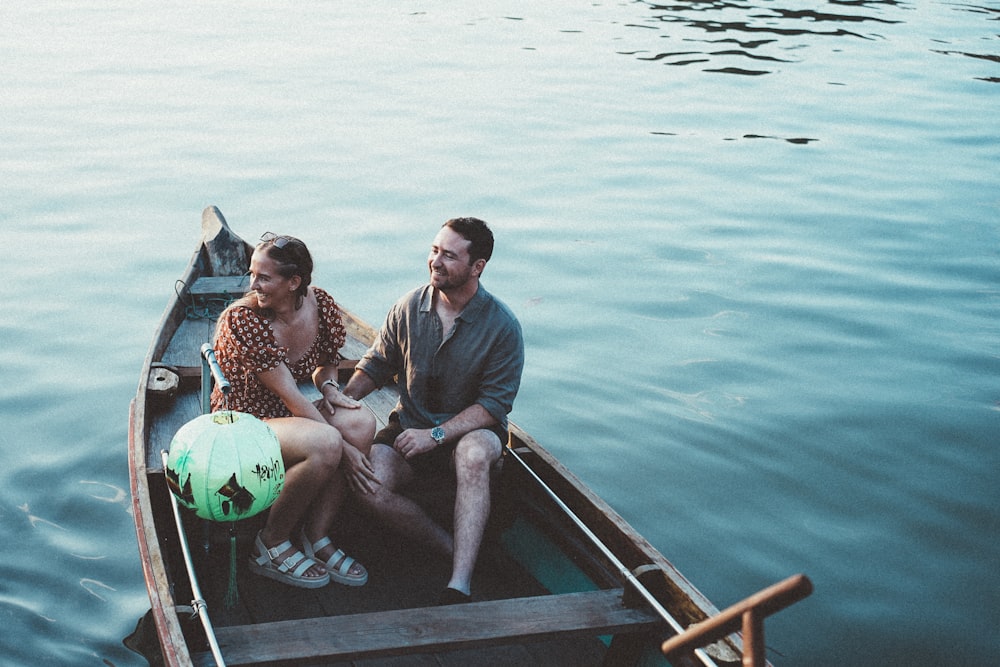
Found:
[301,529,368,587]
[249,531,330,589]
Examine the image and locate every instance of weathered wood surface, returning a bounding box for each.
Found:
[188,275,251,298]
[132,206,748,667]
[130,210,228,667]
[148,364,180,397]
[202,206,251,277]
[208,589,658,666]
[179,478,624,667]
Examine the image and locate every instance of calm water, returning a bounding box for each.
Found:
[2,1,998,665]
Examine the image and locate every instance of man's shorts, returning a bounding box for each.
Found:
[373,412,507,477]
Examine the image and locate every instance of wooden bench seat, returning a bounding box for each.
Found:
[201,588,660,666]
[188,275,250,298]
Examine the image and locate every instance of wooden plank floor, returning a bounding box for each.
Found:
[182,494,617,667]
[153,314,642,666]
[211,589,658,665]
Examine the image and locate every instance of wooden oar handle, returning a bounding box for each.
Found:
[661,573,813,666]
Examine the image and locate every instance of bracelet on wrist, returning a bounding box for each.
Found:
[321,379,338,392]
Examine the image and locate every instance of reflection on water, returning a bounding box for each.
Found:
[619,0,999,81]
[932,45,1000,82]
[931,2,1000,83]
[2,0,999,665]
[621,0,904,75]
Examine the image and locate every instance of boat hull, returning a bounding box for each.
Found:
[128,207,745,667]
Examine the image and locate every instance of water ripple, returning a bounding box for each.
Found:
[618,0,902,73]
[2,2,998,665]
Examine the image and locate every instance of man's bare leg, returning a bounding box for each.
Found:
[446,430,502,596]
[360,443,454,556]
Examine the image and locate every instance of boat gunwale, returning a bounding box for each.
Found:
[506,424,725,627]
[130,206,744,666]
[129,237,213,667]
[337,302,725,629]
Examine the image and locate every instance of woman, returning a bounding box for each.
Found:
[211,232,378,589]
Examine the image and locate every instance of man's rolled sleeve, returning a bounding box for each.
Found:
[475,317,524,428]
[356,302,404,388]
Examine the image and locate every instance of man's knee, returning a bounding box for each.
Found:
[454,431,502,472]
[359,444,408,505]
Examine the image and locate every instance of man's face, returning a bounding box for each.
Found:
[428,226,479,292]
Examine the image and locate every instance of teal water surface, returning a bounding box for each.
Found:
[1,1,998,665]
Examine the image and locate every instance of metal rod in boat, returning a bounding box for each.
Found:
[201,344,229,415]
[160,450,227,667]
[201,344,230,393]
[506,445,719,667]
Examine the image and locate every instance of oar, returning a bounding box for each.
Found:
[160,450,227,667]
[505,445,720,667]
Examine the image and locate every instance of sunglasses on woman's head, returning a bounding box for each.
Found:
[260,232,292,249]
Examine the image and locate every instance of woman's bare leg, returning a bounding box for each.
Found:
[260,417,342,577]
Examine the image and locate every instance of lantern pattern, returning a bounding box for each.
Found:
[166,411,284,521]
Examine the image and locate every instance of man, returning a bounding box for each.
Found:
[343,217,524,604]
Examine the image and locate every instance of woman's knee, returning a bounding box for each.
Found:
[331,408,376,451]
[271,418,339,465]
[353,410,378,447]
[347,411,377,450]
[304,426,344,471]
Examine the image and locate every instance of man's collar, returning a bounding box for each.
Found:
[420,284,486,320]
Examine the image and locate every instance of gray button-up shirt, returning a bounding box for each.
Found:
[357,284,524,436]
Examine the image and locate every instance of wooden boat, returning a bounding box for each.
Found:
[128,206,788,667]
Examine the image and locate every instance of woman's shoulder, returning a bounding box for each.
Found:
[312,286,335,305]
[221,299,262,324]
[217,301,272,342]
[311,286,345,331]
[311,286,342,318]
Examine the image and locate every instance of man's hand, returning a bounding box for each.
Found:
[392,428,437,460]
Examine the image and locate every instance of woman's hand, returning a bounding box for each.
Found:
[340,444,380,495]
[319,382,363,414]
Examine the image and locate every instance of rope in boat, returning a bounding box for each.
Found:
[160,450,227,667]
[175,279,241,320]
[506,445,720,667]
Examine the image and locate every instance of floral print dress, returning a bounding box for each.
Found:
[210,287,346,418]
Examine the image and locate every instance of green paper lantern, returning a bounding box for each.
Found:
[166,411,284,521]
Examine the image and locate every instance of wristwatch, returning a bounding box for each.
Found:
[431,426,446,446]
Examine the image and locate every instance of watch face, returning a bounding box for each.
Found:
[431,426,445,443]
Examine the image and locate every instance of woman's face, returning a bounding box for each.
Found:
[248,248,299,310]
